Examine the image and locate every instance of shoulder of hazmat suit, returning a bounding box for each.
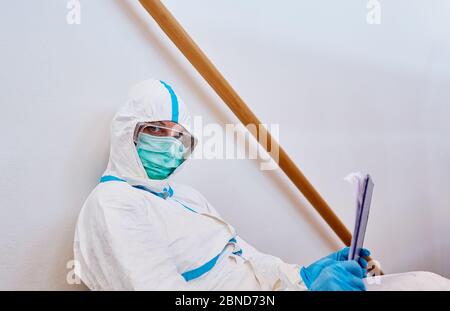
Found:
[73,79,307,291]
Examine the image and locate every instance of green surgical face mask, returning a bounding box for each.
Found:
[136,132,186,180]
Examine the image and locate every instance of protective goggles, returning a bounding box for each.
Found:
[133,121,196,151]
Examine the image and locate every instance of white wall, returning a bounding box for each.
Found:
[0,0,449,290]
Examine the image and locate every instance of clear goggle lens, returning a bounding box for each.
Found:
[133,122,196,152]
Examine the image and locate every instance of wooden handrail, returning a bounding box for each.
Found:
[138,0,352,245]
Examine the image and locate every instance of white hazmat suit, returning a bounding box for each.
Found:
[74,79,450,291]
[74,79,307,291]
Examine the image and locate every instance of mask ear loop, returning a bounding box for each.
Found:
[132,123,150,178]
[133,122,147,144]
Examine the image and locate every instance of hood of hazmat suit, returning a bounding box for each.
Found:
[73,79,307,291]
[104,79,194,193]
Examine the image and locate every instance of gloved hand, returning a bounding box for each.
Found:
[300,247,370,290]
[309,260,366,291]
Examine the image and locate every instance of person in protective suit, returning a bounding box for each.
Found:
[74,79,450,291]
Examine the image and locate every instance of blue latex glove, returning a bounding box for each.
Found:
[300,247,370,290]
[309,261,366,291]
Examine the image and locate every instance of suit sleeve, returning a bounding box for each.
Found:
[236,236,308,291]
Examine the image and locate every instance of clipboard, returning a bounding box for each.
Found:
[349,174,374,261]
